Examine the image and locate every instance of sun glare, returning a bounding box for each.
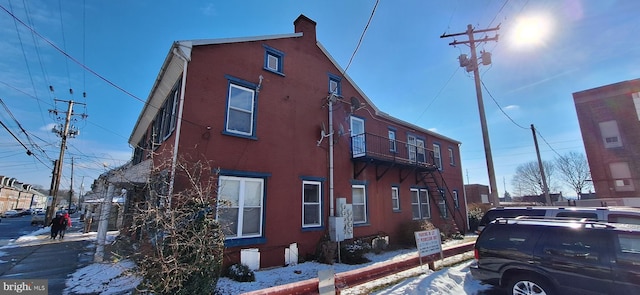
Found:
[511,15,553,48]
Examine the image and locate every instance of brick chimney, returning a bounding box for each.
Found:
[294,14,317,43]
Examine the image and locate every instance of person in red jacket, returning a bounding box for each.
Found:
[59,212,72,239]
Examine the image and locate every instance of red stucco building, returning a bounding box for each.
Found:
[126,15,467,268]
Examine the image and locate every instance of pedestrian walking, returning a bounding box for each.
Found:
[50,212,63,239]
[59,212,72,239]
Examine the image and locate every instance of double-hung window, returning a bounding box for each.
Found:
[352,185,367,224]
[452,190,460,208]
[433,144,442,168]
[448,147,455,166]
[410,188,430,219]
[389,129,397,153]
[217,176,264,239]
[263,45,285,75]
[225,76,257,138]
[302,180,322,228]
[391,186,400,211]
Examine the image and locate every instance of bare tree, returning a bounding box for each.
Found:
[511,160,556,196]
[555,151,592,198]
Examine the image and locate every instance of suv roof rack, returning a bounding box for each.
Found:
[494,216,615,229]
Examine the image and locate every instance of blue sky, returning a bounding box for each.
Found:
[1,0,639,197]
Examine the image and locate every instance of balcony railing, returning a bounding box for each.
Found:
[350,133,439,170]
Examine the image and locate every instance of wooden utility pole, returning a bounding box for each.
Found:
[46,97,86,225]
[441,24,500,206]
[531,124,552,204]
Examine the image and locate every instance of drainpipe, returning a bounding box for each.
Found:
[167,44,190,208]
[329,96,335,216]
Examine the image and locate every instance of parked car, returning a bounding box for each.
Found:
[2,210,21,218]
[31,212,46,225]
[476,206,640,233]
[470,217,640,295]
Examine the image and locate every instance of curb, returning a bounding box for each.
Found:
[242,241,475,295]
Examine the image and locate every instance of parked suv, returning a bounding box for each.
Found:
[471,217,640,295]
[477,206,640,232]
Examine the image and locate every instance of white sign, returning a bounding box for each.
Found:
[414,229,442,257]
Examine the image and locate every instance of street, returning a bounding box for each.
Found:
[0,214,42,246]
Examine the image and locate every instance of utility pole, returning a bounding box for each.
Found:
[69,157,74,212]
[441,24,500,206]
[46,91,87,225]
[531,124,552,204]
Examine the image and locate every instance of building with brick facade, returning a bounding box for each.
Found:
[574,78,640,204]
[0,176,46,213]
[121,15,467,268]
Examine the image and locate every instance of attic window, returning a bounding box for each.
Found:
[263,45,285,76]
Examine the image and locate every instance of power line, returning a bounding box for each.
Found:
[342,0,379,75]
[480,79,528,130]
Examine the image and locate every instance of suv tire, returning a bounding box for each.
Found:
[509,275,554,295]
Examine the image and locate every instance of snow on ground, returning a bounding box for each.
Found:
[2,224,491,295]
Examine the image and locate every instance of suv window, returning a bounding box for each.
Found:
[539,227,605,262]
[555,211,599,220]
[479,209,546,227]
[609,214,640,225]
[479,223,540,252]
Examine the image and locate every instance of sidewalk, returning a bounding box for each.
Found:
[0,220,98,294]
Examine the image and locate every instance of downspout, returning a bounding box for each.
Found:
[329,96,335,216]
[168,45,190,207]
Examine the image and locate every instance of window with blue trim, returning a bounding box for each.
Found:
[411,188,430,219]
[448,147,455,166]
[302,180,322,228]
[225,76,257,138]
[433,143,442,169]
[352,184,367,224]
[328,73,341,95]
[263,45,285,75]
[388,129,397,153]
[391,186,400,211]
[217,175,264,239]
[453,190,460,208]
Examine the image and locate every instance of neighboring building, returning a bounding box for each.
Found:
[0,176,46,212]
[122,15,467,268]
[573,79,640,203]
[465,184,490,204]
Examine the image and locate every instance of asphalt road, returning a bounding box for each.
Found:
[0,214,43,246]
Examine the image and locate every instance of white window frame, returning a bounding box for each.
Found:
[410,188,430,220]
[302,180,322,228]
[438,197,447,218]
[391,186,400,211]
[433,144,442,168]
[226,83,256,137]
[263,45,284,74]
[217,176,264,239]
[408,135,417,163]
[416,138,426,163]
[599,120,622,148]
[329,75,341,95]
[448,147,455,166]
[352,185,367,224]
[389,130,397,153]
[452,190,460,208]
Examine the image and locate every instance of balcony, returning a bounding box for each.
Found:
[350,133,439,178]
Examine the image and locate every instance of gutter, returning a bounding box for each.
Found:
[168,45,191,206]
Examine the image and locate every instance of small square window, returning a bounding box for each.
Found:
[328,73,341,96]
[263,45,285,75]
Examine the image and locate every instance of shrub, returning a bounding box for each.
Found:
[468,203,491,232]
[226,263,255,282]
[131,157,225,295]
[397,220,436,247]
[339,239,371,265]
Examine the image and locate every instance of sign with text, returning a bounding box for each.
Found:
[414,229,442,257]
